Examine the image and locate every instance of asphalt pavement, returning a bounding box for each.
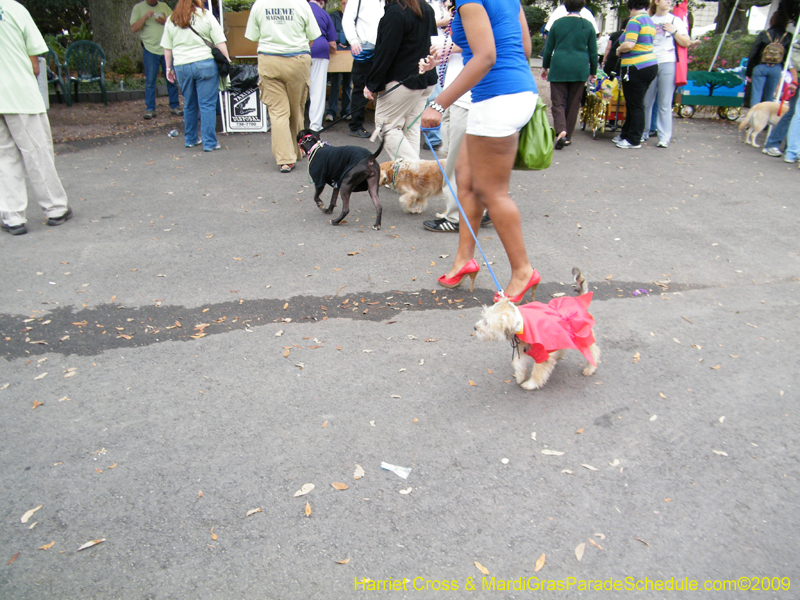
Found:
[0,112,798,600]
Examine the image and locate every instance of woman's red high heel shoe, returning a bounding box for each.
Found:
[438,258,480,292]
[493,269,540,304]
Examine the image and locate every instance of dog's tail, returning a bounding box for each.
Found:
[738,107,754,131]
[369,138,385,164]
[572,267,588,295]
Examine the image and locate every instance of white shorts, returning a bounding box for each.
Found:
[466,91,538,137]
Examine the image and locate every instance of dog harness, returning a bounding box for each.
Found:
[512,293,597,366]
[305,142,375,192]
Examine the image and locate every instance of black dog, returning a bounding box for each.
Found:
[297,129,384,230]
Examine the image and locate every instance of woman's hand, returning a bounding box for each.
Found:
[351,41,363,57]
[363,87,374,101]
[166,68,177,84]
[421,106,442,129]
[540,68,548,81]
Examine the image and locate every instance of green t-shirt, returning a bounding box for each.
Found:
[130,0,172,55]
[0,0,48,114]
[245,0,321,55]
[161,9,226,66]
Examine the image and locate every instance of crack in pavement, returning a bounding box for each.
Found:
[0,280,699,359]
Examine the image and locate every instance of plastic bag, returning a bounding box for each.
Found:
[514,99,554,171]
[228,64,260,93]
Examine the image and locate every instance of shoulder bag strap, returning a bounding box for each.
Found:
[187,22,214,49]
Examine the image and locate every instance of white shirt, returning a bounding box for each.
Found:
[545,6,596,33]
[650,13,688,63]
[342,0,384,46]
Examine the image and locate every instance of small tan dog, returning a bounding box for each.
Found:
[739,101,789,147]
[474,268,600,390]
[379,158,444,214]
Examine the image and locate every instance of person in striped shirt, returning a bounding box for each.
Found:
[613,0,657,148]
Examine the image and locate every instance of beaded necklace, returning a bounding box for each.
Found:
[437,25,453,87]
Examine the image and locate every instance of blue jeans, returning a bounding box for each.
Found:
[174,59,219,150]
[143,47,180,112]
[765,90,798,149]
[784,98,800,161]
[327,72,352,118]
[750,63,782,106]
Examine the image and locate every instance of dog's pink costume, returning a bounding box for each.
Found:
[515,293,596,366]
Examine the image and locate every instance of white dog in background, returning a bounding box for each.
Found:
[474,268,600,390]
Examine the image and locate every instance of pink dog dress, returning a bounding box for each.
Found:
[515,293,597,366]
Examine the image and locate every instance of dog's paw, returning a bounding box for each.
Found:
[323,208,334,214]
[520,379,541,391]
[372,224,381,231]
[582,365,597,377]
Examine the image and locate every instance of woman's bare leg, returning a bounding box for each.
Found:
[466,133,535,298]
[442,136,484,279]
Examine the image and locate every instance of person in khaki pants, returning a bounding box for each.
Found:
[245,0,321,173]
[0,0,72,236]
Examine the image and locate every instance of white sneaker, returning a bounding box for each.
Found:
[324,114,334,123]
[612,135,623,144]
[762,147,782,157]
[616,139,641,149]
[784,156,797,163]
[656,140,669,148]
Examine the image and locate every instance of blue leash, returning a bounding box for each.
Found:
[420,127,503,295]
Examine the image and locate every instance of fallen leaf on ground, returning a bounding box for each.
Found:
[712,450,728,456]
[469,380,476,386]
[650,415,657,421]
[245,508,262,517]
[38,541,55,550]
[634,537,650,546]
[633,352,640,363]
[576,428,584,434]
[294,483,315,497]
[33,372,48,380]
[594,533,606,540]
[474,561,489,575]
[534,553,546,572]
[353,464,365,479]
[588,538,603,550]
[331,482,349,490]
[21,505,43,524]
[321,421,328,428]
[77,539,105,551]
[32,400,43,410]
[336,557,351,564]
[398,487,412,494]
[7,553,20,565]
[305,502,312,516]
[198,490,203,497]
[541,449,565,456]
[575,543,586,561]
[659,392,667,399]
[581,464,598,471]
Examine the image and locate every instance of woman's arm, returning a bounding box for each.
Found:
[216,41,230,61]
[164,48,176,83]
[519,6,532,60]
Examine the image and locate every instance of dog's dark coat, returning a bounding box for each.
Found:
[297,129,384,230]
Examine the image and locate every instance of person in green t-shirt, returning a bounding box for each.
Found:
[130,0,183,119]
[0,0,73,236]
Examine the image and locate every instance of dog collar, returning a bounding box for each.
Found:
[389,159,402,190]
[512,303,524,336]
[307,140,328,165]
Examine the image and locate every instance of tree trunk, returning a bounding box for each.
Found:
[87,0,142,66]
[715,0,750,34]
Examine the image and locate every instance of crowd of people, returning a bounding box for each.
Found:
[2,0,798,260]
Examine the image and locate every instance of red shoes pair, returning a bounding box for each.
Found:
[437,259,541,304]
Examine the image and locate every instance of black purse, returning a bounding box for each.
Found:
[188,23,230,77]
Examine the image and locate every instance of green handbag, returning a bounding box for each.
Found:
[514,99,555,170]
